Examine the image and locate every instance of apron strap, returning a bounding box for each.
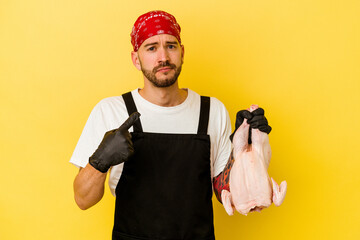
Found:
[197,96,210,134]
[122,91,143,133]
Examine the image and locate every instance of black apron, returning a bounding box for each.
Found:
[112,92,215,240]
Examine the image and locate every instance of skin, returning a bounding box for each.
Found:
[73,34,188,210]
[73,164,106,210]
[131,34,187,107]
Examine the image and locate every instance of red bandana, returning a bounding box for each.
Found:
[130,10,181,52]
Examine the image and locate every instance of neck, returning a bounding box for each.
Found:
[139,81,188,107]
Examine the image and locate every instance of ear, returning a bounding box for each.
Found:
[131,51,141,71]
[181,45,185,63]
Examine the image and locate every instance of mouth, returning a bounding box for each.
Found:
[156,67,173,72]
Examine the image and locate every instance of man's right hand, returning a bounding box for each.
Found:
[89,112,141,173]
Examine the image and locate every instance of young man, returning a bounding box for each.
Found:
[70,10,271,240]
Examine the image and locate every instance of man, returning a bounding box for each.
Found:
[70,10,271,240]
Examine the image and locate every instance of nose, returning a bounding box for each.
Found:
[157,46,170,63]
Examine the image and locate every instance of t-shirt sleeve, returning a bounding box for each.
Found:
[69,101,110,168]
[210,98,232,178]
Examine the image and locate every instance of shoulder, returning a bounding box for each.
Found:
[208,96,231,132]
[95,96,125,111]
[187,89,226,109]
[209,96,229,122]
[210,97,227,112]
[186,89,229,118]
[90,95,128,118]
[88,95,129,130]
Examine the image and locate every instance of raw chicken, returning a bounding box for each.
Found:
[221,105,287,216]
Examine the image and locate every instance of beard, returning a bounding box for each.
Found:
[140,60,182,88]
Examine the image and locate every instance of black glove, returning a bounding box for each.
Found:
[247,108,272,134]
[89,112,141,173]
[229,110,252,142]
[229,108,272,144]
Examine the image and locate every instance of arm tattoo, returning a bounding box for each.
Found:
[213,150,235,203]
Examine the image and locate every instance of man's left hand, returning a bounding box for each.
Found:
[230,107,272,142]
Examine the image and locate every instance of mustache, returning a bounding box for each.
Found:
[153,61,176,73]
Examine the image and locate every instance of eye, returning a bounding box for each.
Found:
[168,45,176,49]
[147,46,156,51]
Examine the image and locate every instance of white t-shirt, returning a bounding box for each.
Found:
[70,88,232,196]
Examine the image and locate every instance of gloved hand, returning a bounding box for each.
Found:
[247,108,272,134]
[89,112,141,173]
[229,108,271,143]
[229,110,252,142]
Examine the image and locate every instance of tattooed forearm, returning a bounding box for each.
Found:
[213,150,235,203]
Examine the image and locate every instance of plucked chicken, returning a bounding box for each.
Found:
[221,105,287,216]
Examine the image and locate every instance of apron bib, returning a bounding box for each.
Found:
[112,92,214,240]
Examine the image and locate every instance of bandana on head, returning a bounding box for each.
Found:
[130,10,181,52]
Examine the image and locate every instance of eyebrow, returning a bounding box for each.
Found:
[143,41,179,48]
[143,42,158,48]
[166,41,178,45]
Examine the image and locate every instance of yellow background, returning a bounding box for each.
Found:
[1,0,359,239]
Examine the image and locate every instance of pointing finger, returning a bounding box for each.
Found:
[119,112,141,130]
